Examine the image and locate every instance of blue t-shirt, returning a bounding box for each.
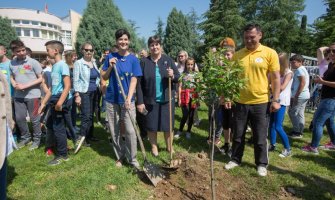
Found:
[0,60,13,96]
[87,67,99,92]
[155,64,164,102]
[102,53,142,104]
[51,60,71,98]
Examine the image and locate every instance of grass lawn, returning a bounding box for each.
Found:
[6,105,335,200]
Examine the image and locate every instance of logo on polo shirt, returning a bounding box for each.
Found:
[255,58,264,63]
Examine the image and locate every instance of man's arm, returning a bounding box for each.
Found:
[55,75,70,111]
[294,76,306,99]
[270,70,281,112]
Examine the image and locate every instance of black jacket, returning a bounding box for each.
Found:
[136,54,180,105]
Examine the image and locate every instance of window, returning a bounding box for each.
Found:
[61,30,72,46]
[41,22,46,27]
[49,31,54,39]
[41,30,47,39]
[48,24,53,28]
[23,29,30,37]
[22,20,30,24]
[32,21,39,25]
[13,20,20,24]
[32,29,40,37]
[15,28,22,36]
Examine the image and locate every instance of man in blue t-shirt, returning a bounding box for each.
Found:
[44,40,71,166]
[101,29,142,168]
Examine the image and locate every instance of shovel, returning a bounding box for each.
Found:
[162,61,181,169]
[113,64,164,187]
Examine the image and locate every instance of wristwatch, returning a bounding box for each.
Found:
[271,98,280,103]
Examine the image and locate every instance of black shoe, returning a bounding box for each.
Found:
[268,144,276,152]
[88,137,100,142]
[48,155,69,166]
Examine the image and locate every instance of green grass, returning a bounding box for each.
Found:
[6,105,335,199]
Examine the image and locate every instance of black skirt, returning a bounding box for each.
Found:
[145,101,175,132]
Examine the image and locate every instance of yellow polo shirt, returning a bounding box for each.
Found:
[233,44,279,104]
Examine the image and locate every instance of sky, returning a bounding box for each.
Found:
[0,0,327,39]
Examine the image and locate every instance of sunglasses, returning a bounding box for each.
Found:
[84,49,94,53]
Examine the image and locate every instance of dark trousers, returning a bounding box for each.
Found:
[94,88,102,123]
[14,98,42,142]
[71,97,77,128]
[0,158,7,200]
[79,91,97,139]
[179,101,195,132]
[231,102,270,167]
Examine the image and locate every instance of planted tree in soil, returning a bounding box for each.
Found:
[184,47,246,200]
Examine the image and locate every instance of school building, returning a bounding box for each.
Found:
[0,7,82,61]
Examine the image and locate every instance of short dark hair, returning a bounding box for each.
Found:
[290,54,304,63]
[243,23,262,33]
[10,40,25,51]
[115,29,130,40]
[45,40,64,54]
[147,35,161,47]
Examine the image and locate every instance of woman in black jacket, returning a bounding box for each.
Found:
[136,35,180,156]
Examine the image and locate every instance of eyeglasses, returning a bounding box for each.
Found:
[84,49,94,53]
[178,55,185,58]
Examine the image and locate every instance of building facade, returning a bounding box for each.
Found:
[0,8,81,61]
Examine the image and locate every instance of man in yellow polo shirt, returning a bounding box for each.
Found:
[224,24,281,176]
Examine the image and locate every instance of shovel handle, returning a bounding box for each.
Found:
[112,64,147,160]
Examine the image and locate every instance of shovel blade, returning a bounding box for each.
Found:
[143,161,164,187]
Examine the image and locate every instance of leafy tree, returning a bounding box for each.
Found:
[0,16,18,48]
[164,8,193,59]
[153,17,165,41]
[76,0,142,58]
[314,0,335,47]
[199,0,245,50]
[292,15,315,56]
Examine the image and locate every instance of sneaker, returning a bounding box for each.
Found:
[193,119,201,126]
[29,141,40,151]
[115,160,123,168]
[185,132,191,139]
[279,149,292,158]
[17,139,31,149]
[257,166,267,176]
[319,142,335,150]
[74,136,86,154]
[268,144,276,152]
[48,155,69,166]
[174,131,181,139]
[46,148,54,157]
[290,133,303,138]
[225,161,239,170]
[301,145,319,154]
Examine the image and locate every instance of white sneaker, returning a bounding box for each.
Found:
[225,161,239,170]
[279,149,292,158]
[185,132,191,139]
[257,166,267,176]
[174,131,181,139]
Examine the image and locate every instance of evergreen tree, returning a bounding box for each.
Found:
[153,17,165,41]
[164,8,192,59]
[76,0,141,58]
[186,8,202,60]
[314,0,335,47]
[199,0,245,50]
[0,16,18,48]
[292,15,315,56]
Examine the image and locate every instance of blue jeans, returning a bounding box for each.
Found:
[0,158,7,200]
[311,98,335,148]
[79,91,96,139]
[269,105,290,149]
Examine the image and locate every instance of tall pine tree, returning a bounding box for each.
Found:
[200,0,245,50]
[76,0,141,58]
[314,0,335,47]
[153,17,165,41]
[0,16,18,48]
[164,8,192,59]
